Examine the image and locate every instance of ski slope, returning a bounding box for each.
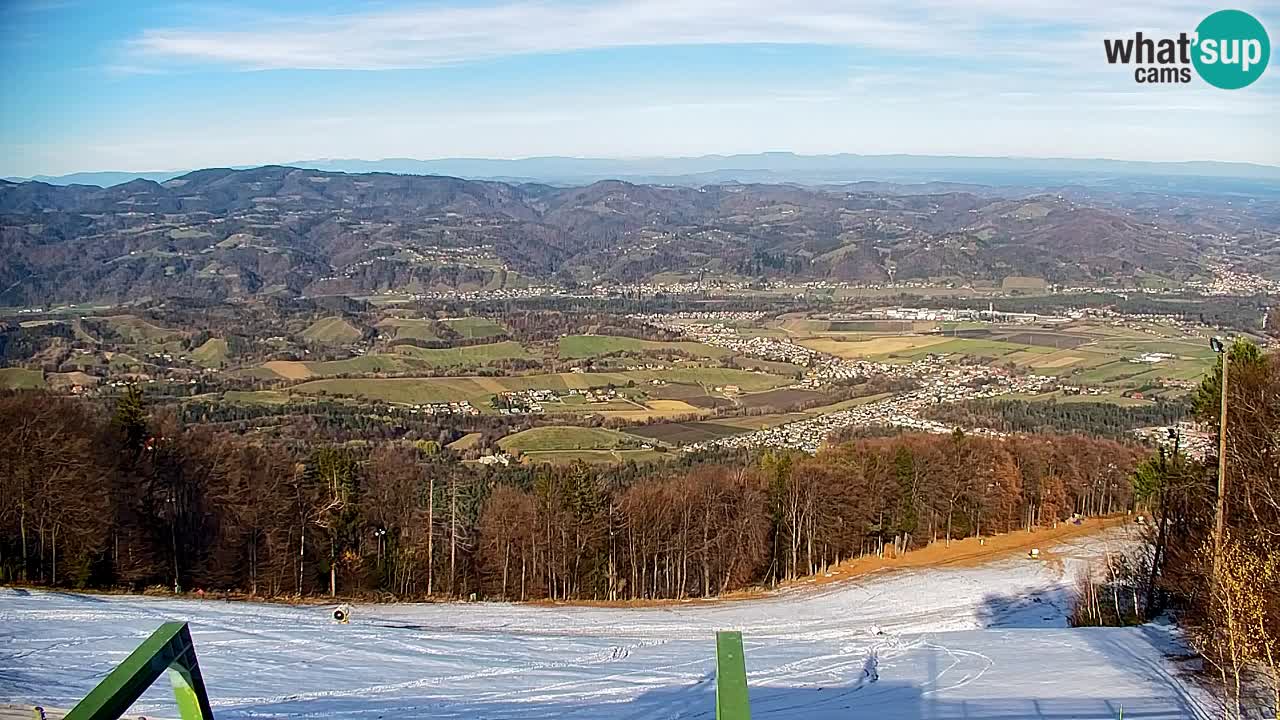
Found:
[1,526,1208,719]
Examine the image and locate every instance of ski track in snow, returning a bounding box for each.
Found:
[0,526,1209,719]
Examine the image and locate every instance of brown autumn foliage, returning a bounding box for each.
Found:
[1127,344,1280,717]
[0,389,1142,602]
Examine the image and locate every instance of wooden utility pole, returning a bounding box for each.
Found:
[1214,347,1229,561]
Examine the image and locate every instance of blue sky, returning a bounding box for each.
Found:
[1,0,1277,176]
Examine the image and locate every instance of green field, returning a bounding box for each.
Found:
[89,315,186,344]
[1001,275,1048,291]
[65,352,104,369]
[558,334,729,359]
[300,355,419,376]
[259,342,537,379]
[395,341,535,366]
[106,352,141,370]
[515,449,666,465]
[1070,356,1211,388]
[886,337,1053,359]
[375,317,440,341]
[220,390,294,405]
[444,317,506,339]
[781,317,1220,394]
[498,425,647,452]
[292,367,790,404]
[1092,337,1219,361]
[189,338,229,367]
[0,367,45,389]
[301,316,363,344]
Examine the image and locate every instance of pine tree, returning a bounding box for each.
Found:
[111,383,148,459]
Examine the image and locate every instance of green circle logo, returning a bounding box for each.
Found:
[1193,9,1270,89]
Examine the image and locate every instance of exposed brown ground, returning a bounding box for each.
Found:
[801,514,1128,587]
[262,360,313,380]
[798,335,950,358]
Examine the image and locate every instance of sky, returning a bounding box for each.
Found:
[1,0,1277,177]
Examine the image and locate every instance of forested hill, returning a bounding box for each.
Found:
[0,165,1228,305]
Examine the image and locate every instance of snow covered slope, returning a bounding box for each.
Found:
[0,526,1208,719]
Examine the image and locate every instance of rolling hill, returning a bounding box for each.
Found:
[0,165,1252,305]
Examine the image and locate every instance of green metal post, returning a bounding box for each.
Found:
[715,630,751,720]
[65,621,213,720]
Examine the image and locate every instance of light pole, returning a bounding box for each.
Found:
[1210,336,1228,561]
[373,527,387,566]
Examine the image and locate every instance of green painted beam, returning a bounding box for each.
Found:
[65,622,213,720]
[715,630,751,720]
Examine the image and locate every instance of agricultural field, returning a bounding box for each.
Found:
[498,425,666,464]
[515,449,666,465]
[628,392,894,447]
[291,368,791,406]
[798,335,951,359]
[589,398,704,422]
[300,316,363,345]
[374,317,440,341]
[189,338,229,368]
[498,425,648,452]
[443,316,506,339]
[0,367,44,389]
[264,355,419,380]
[256,342,536,379]
[733,357,805,376]
[220,390,294,405]
[106,352,141,370]
[888,337,1053,360]
[395,341,535,366]
[628,421,744,444]
[86,315,186,344]
[557,334,729,359]
[1000,275,1049,292]
[996,331,1091,349]
[784,317,1218,393]
[45,371,100,390]
[1091,337,1220,362]
[826,320,938,333]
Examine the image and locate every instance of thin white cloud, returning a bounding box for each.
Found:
[129,0,936,70]
[125,0,1250,71]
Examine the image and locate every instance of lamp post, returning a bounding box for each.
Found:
[1209,336,1228,561]
[373,527,387,566]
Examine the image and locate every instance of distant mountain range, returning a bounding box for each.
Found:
[3,165,1275,306]
[9,153,1280,196]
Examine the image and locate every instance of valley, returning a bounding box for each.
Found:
[1,291,1253,464]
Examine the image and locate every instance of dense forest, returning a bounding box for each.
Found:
[0,387,1142,602]
[918,293,1273,334]
[924,398,1187,439]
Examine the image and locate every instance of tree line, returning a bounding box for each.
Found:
[0,386,1144,602]
[1131,341,1280,717]
[924,397,1187,440]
